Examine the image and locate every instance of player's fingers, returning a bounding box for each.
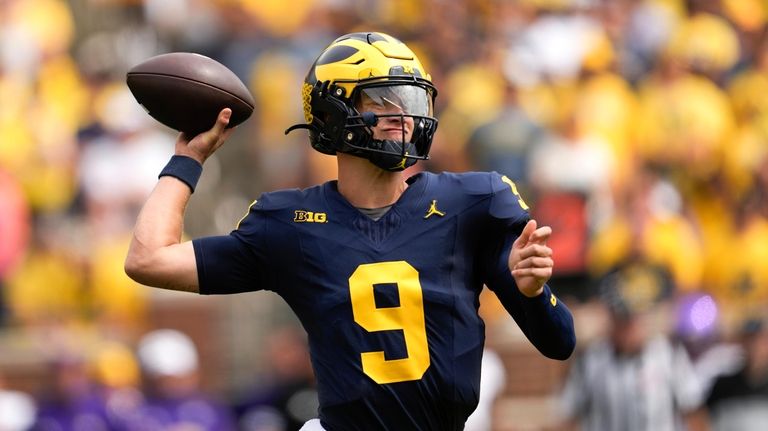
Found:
[518,243,553,260]
[513,219,537,249]
[529,225,552,245]
[199,108,233,153]
[514,256,554,270]
[210,108,232,136]
[512,266,552,279]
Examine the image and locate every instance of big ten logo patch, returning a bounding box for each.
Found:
[294,210,328,223]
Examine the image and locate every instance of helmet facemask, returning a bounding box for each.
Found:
[341,81,437,171]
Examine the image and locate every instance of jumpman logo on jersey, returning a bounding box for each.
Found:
[424,200,446,219]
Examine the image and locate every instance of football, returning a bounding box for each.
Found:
[126,52,255,136]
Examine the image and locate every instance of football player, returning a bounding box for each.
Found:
[125,32,576,430]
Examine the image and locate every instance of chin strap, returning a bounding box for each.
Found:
[366,140,420,171]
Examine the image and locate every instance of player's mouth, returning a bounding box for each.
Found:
[379,128,410,140]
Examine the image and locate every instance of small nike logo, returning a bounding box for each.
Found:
[424,200,446,219]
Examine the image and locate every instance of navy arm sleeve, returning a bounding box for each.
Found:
[483,173,576,360]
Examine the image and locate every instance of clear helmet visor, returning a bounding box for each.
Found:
[356,85,433,118]
[343,83,438,170]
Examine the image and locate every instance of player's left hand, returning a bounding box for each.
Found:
[509,219,553,297]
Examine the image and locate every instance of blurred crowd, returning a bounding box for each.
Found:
[1,0,768,429]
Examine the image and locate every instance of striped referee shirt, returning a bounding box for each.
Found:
[558,336,704,431]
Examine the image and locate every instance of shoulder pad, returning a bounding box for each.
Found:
[235,185,324,231]
[427,172,528,222]
[254,188,304,211]
[253,184,325,211]
[436,171,497,196]
[487,171,530,221]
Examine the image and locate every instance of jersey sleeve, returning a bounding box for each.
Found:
[192,199,275,295]
[482,172,576,360]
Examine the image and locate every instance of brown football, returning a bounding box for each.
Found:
[126,52,255,136]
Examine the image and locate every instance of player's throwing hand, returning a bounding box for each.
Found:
[175,108,234,165]
[509,219,554,297]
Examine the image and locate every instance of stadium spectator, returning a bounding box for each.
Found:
[0,373,36,431]
[129,328,236,431]
[31,353,114,430]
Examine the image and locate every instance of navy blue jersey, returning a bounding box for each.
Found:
[193,171,575,431]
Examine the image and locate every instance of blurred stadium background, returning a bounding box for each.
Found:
[0,0,767,430]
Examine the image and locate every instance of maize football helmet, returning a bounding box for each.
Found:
[286,32,438,171]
